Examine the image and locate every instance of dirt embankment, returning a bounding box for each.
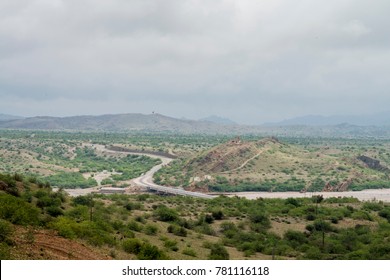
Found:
[11,227,111,260]
[106,145,177,159]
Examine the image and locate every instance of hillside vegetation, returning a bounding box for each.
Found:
[2,130,390,193]
[156,137,390,192]
[2,172,390,260]
[0,131,161,188]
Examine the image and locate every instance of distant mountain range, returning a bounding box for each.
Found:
[0,114,24,121]
[0,113,247,134]
[266,112,390,126]
[199,115,237,125]
[1,112,390,138]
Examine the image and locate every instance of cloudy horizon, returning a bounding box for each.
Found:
[1,0,390,125]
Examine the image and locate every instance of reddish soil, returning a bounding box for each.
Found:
[11,226,111,260]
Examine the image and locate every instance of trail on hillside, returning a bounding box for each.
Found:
[221,151,263,174]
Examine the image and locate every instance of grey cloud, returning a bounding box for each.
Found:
[1,0,390,124]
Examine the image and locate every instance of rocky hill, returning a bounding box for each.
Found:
[156,137,390,192]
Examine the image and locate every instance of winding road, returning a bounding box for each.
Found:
[63,144,390,201]
[64,144,214,199]
[132,161,214,199]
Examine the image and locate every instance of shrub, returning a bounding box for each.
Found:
[154,206,178,222]
[312,195,324,204]
[144,224,158,235]
[50,217,77,239]
[284,230,307,248]
[0,219,13,242]
[0,243,11,260]
[182,247,197,257]
[46,206,64,217]
[220,221,237,233]
[164,239,179,251]
[362,202,384,212]
[248,212,270,232]
[124,202,142,211]
[65,205,89,221]
[73,221,116,247]
[122,238,142,254]
[208,243,230,260]
[378,208,390,222]
[44,172,97,188]
[137,243,167,260]
[306,214,316,221]
[312,220,334,232]
[195,223,215,236]
[303,247,323,260]
[0,174,16,189]
[0,174,19,197]
[285,198,301,207]
[369,243,390,259]
[346,249,370,260]
[351,211,373,221]
[123,225,136,236]
[0,193,40,225]
[167,225,187,237]
[211,209,224,220]
[330,216,339,224]
[72,196,93,207]
[127,220,143,232]
[137,194,150,201]
[204,214,214,224]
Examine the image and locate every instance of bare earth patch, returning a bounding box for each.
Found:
[11,226,111,260]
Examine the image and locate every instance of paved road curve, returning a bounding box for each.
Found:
[64,144,214,199]
[102,145,214,199]
[131,157,214,199]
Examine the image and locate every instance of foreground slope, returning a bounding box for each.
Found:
[2,172,390,260]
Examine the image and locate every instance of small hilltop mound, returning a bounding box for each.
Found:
[185,137,281,175]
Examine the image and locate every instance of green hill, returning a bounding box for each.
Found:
[155,137,390,192]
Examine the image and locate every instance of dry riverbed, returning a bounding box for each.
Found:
[225,189,390,202]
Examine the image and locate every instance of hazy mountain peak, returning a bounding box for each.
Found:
[266,111,390,126]
[0,114,24,121]
[199,115,236,125]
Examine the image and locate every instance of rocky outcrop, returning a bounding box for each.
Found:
[322,178,353,192]
[357,155,389,172]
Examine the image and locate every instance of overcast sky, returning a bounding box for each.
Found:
[1,0,389,124]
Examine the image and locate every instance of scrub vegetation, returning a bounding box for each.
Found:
[1,172,390,260]
[1,130,390,260]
